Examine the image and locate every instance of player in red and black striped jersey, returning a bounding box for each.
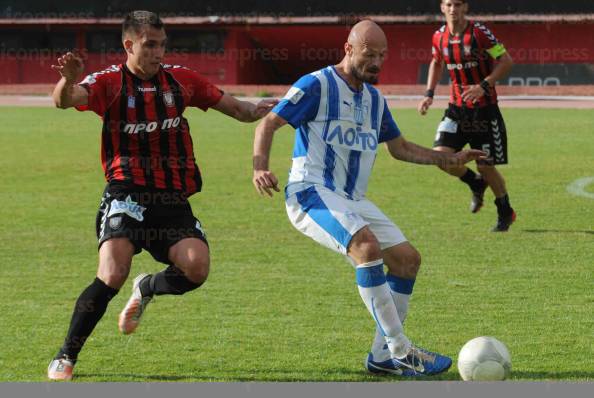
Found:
[418,0,516,233]
[47,11,277,380]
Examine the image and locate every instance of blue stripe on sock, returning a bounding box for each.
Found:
[371,297,387,337]
[356,264,386,288]
[386,274,416,295]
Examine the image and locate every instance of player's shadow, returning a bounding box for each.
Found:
[523,229,594,235]
[509,370,594,380]
[74,369,462,382]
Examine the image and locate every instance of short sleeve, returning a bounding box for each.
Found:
[76,71,111,115]
[432,31,443,62]
[378,99,401,143]
[474,22,507,59]
[177,69,224,111]
[272,74,321,128]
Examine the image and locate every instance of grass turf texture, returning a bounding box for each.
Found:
[0,106,592,381]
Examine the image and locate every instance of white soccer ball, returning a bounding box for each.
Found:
[457,336,512,381]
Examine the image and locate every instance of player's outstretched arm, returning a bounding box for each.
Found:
[212,94,279,123]
[386,136,487,168]
[51,52,88,109]
[252,112,287,197]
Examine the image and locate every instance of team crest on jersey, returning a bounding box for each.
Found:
[353,102,369,126]
[464,45,472,56]
[443,47,449,57]
[163,91,175,107]
[127,96,135,108]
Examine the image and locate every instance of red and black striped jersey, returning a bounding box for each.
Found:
[432,21,506,108]
[76,63,223,196]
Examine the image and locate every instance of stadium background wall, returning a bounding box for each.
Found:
[1,22,593,85]
[1,0,593,16]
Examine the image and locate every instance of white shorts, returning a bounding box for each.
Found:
[285,185,407,256]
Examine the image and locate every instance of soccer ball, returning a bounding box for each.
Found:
[457,336,512,381]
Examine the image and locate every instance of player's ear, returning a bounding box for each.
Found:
[462,2,469,13]
[123,38,134,55]
[344,42,353,57]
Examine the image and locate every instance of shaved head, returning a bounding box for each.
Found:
[338,20,388,86]
[348,20,387,50]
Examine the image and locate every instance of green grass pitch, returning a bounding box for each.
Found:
[0,106,592,381]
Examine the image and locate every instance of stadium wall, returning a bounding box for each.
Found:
[0,21,593,85]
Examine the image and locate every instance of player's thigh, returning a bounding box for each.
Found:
[469,105,508,165]
[97,238,135,288]
[434,108,466,152]
[285,185,368,256]
[353,199,408,251]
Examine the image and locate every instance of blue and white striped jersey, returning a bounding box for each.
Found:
[273,66,401,201]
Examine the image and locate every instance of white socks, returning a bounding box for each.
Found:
[370,272,416,360]
[356,260,411,359]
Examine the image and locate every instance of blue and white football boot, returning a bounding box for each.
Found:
[366,345,452,377]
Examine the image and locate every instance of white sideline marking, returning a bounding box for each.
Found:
[567,177,594,200]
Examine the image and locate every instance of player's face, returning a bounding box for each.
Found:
[441,0,468,23]
[125,27,167,77]
[348,43,387,85]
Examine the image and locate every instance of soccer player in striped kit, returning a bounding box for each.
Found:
[418,0,516,232]
[47,11,277,380]
[253,20,486,376]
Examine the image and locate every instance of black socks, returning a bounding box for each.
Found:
[58,278,119,360]
[139,265,202,297]
[459,169,485,192]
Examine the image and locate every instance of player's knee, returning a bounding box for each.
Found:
[180,256,210,285]
[98,266,130,289]
[349,228,382,262]
[477,163,495,175]
[407,249,422,277]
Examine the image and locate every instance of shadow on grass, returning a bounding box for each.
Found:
[510,371,594,380]
[523,229,594,235]
[74,369,462,382]
[74,369,594,382]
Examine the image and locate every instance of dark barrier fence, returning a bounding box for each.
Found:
[1,0,594,18]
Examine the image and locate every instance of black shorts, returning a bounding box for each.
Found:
[433,104,508,165]
[95,182,208,265]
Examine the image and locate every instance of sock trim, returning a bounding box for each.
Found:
[386,274,416,295]
[356,261,385,288]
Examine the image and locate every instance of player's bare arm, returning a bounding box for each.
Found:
[252,112,287,196]
[212,94,278,123]
[386,136,486,168]
[462,52,514,103]
[418,58,445,115]
[51,52,88,109]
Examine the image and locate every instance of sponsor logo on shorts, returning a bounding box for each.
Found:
[107,195,146,222]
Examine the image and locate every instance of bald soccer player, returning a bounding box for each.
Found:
[252,20,486,376]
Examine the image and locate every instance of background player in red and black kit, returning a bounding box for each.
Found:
[418,0,516,232]
[47,11,277,380]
